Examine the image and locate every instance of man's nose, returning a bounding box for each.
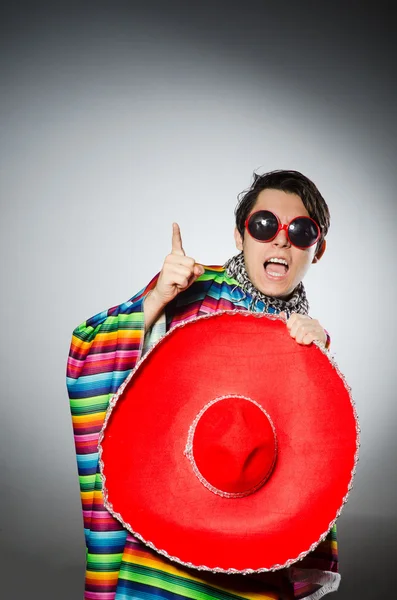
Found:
[272,225,290,247]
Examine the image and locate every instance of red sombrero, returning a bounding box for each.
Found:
[99,311,359,573]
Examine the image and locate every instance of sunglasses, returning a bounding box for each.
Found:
[245,210,320,249]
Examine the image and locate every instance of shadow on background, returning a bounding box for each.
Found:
[0,549,84,599]
[0,516,394,599]
[336,514,395,599]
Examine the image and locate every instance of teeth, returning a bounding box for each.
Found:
[267,271,285,277]
[267,258,288,266]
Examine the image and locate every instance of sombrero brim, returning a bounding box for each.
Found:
[99,311,359,573]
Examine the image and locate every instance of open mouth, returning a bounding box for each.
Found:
[264,258,289,278]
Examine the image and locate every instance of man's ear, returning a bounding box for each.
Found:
[234,227,244,251]
[312,239,326,264]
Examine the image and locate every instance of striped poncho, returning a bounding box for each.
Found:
[66,266,339,600]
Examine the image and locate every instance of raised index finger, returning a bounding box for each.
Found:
[171,222,185,256]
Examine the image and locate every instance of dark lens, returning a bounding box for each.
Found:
[288,217,319,248]
[247,211,279,241]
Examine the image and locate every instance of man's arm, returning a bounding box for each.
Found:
[66,221,200,597]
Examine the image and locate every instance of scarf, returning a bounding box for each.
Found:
[224,252,309,317]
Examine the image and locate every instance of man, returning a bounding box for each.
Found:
[67,170,337,600]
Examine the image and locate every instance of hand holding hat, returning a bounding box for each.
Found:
[280,312,328,346]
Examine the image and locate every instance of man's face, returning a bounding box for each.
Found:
[234,188,323,299]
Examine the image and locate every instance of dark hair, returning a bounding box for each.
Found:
[235,170,330,251]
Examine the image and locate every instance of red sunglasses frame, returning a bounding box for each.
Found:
[244,210,320,249]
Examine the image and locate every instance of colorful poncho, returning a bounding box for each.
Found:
[66,266,339,600]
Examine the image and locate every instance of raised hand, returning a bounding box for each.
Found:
[144,223,204,328]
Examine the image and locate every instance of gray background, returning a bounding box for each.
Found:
[1,1,396,598]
